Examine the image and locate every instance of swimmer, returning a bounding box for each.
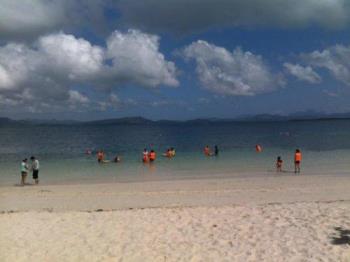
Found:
[163,148,171,158]
[97,150,105,163]
[149,149,156,162]
[113,155,121,163]
[204,145,212,156]
[294,149,302,174]
[85,149,92,155]
[255,144,262,153]
[276,156,283,172]
[142,148,149,163]
[170,147,176,157]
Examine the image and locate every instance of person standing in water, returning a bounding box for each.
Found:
[97,150,105,163]
[294,149,302,174]
[149,149,156,162]
[30,156,40,184]
[204,145,211,156]
[276,156,283,173]
[20,158,29,186]
[214,145,219,156]
[142,148,149,163]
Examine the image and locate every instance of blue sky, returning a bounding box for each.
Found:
[1,0,350,120]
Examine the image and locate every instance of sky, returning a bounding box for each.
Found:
[1,0,350,120]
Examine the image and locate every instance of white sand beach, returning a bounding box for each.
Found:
[1,175,350,261]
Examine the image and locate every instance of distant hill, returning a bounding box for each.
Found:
[83,117,153,126]
[2,113,350,127]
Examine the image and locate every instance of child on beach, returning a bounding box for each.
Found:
[276,156,283,172]
[294,149,302,174]
[20,158,28,186]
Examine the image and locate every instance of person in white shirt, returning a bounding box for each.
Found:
[30,156,40,184]
[20,158,29,186]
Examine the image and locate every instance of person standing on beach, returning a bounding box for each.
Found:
[30,156,40,184]
[20,158,29,186]
[294,149,302,174]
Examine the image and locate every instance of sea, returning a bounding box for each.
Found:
[1,119,350,186]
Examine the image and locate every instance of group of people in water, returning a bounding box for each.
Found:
[19,145,302,186]
[93,145,302,174]
[20,156,40,186]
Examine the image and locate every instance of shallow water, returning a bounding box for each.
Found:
[1,120,350,186]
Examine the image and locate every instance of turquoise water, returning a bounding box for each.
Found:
[1,120,350,186]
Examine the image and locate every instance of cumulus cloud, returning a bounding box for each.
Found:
[302,44,350,86]
[118,0,350,34]
[182,40,281,96]
[283,63,322,84]
[0,30,178,112]
[105,30,178,87]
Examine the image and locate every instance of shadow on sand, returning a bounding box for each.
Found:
[331,227,350,245]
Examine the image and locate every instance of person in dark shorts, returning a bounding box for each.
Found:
[214,145,219,156]
[30,156,40,184]
[294,149,302,174]
[276,156,283,173]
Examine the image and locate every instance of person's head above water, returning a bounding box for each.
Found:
[30,156,35,160]
[23,158,27,162]
[277,156,281,161]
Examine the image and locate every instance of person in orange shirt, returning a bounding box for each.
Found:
[149,149,156,162]
[294,149,302,174]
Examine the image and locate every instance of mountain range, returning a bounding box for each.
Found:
[2,112,350,127]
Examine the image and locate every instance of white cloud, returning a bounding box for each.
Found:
[0,31,178,112]
[119,0,350,34]
[284,63,322,84]
[106,30,178,87]
[303,44,350,86]
[68,90,89,104]
[38,33,104,80]
[182,40,281,96]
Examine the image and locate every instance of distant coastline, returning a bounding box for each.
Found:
[2,113,350,126]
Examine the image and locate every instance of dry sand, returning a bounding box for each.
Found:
[1,175,350,261]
